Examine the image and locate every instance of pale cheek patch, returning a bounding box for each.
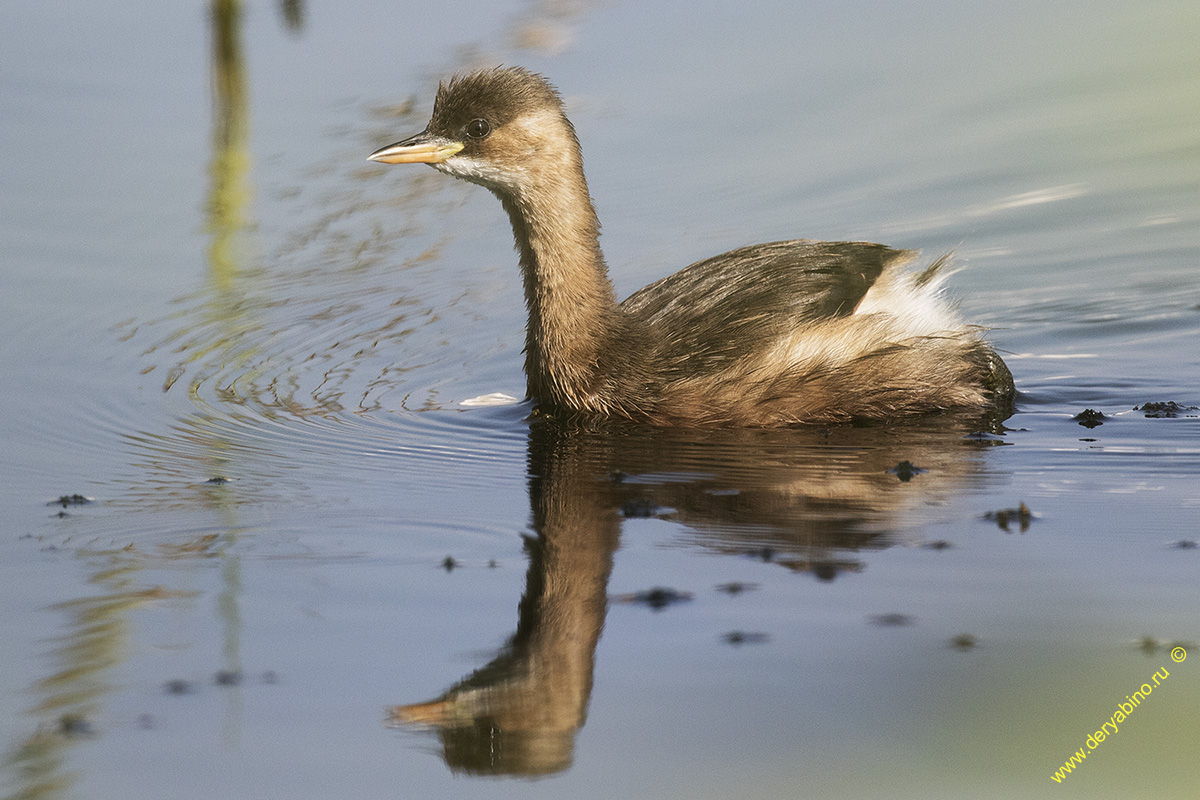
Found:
[435,156,526,192]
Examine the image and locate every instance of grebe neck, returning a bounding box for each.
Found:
[495,165,629,410]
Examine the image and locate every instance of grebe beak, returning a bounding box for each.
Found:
[368,131,464,164]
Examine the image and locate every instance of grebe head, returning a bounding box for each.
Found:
[367,67,577,196]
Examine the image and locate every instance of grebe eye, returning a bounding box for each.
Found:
[466,118,491,139]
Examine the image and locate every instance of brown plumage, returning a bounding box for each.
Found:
[369,67,1014,426]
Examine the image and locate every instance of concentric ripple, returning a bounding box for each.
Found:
[105,109,537,510]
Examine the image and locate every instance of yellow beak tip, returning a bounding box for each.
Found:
[367,140,464,165]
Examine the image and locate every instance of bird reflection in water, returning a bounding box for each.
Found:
[387,410,1007,776]
[388,419,620,776]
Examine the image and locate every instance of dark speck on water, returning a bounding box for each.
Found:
[48,494,91,508]
[57,714,96,738]
[1135,401,1198,418]
[776,558,863,581]
[620,498,660,518]
[869,613,915,627]
[746,547,776,563]
[921,540,954,550]
[441,556,458,572]
[1134,636,1194,655]
[985,502,1034,532]
[215,670,243,686]
[887,460,926,482]
[1073,409,1106,428]
[950,634,979,650]
[613,587,694,610]
[963,430,1007,443]
[1171,539,1198,549]
[722,631,770,646]
[164,679,194,695]
[716,582,759,595]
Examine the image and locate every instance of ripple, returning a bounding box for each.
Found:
[106,184,533,505]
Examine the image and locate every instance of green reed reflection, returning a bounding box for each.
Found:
[3,550,190,800]
[2,5,268,799]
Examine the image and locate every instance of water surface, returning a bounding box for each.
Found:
[2,1,1198,798]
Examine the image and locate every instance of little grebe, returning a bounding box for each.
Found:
[369,67,1013,426]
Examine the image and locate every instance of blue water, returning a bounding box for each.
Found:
[2,1,1198,798]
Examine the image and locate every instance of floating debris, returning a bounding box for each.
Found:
[887,460,926,482]
[612,587,693,610]
[963,430,1006,443]
[164,679,194,695]
[1072,409,1105,428]
[1136,636,1195,655]
[721,630,770,646]
[214,670,243,686]
[620,498,660,518]
[1135,401,1198,418]
[869,613,915,627]
[48,494,91,508]
[204,476,231,484]
[949,633,979,650]
[441,556,459,572]
[1171,539,1198,550]
[921,539,954,551]
[745,547,776,563]
[715,582,759,595]
[984,502,1034,532]
[777,558,862,581]
[57,714,96,738]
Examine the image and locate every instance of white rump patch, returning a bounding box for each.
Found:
[761,257,974,371]
[852,261,964,337]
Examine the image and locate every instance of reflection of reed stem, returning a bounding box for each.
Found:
[218,523,245,750]
[6,552,148,800]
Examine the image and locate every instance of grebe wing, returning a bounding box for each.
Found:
[620,240,918,367]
